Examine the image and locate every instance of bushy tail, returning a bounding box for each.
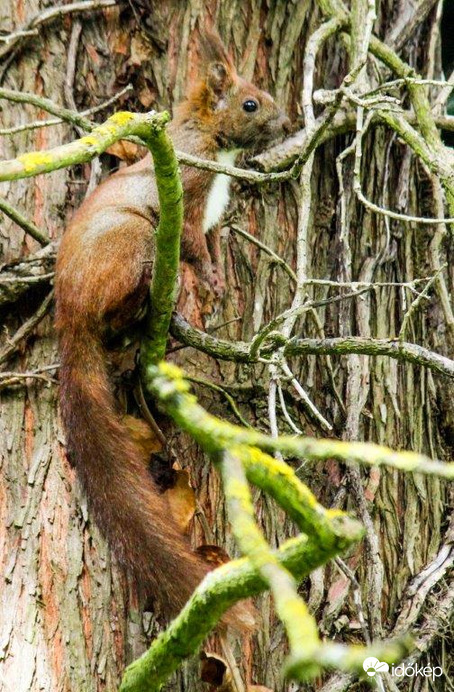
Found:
[58,327,211,615]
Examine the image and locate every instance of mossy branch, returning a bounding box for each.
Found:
[170,312,454,379]
[148,362,454,480]
[0,197,49,246]
[123,360,424,690]
[120,528,412,692]
[234,445,359,545]
[219,451,321,670]
[314,0,454,216]
[0,108,182,362]
[0,110,170,182]
[138,130,183,365]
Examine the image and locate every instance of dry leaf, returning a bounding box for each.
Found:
[110,29,130,56]
[195,544,231,568]
[200,652,238,691]
[85,43,101,66]
[138,86,155,108]
[200,652,272,691]
[122,415,163,456]
[195,545,259,632]
[105,140,141,163]
[164,469,196,532]
[130,33,152,66]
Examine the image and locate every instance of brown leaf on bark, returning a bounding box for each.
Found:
[201,652,238,691]
[130,33,153,66]
[122,415,163,456]
[177,262,206,329]
[195,544,231,568]
[85,44,101,67]
[138,86,156,108]
[109,29,130,56]
[200,652,273,691]
[164,469,196,533]
[200,651,228,687]
[105,140,141,163]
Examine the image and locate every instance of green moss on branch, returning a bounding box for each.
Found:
[170,313,454,378]
[220,451,321,667]
[148,362,454,479]
[139,129,183,365]
[0,111,170,182]
[119,529,365,692]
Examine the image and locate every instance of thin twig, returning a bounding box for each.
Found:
[0,85,133,136]
[398,266,445,341]
[334,558,370,644]
[280,361,332,431]
[278,384,304,435]
[0,272,54,285]
[0,0,118,61]
[230,224,296,282]
[186,375,252,429]
[218,633,246,692]
[0,290,54,366]
[0,198,49,246]
[352,108,454,224]
[268,372,283,459]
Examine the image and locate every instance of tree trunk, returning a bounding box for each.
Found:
[0,1,452,691]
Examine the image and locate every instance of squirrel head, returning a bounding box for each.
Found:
[178,30,291,150]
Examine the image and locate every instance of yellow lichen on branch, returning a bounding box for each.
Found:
[0,110,170,182]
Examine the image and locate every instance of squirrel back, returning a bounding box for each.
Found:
[55,30,289,624]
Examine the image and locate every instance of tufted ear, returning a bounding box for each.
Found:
[199,29,234,68]
[200,30,236,97]
[206,61,232,96]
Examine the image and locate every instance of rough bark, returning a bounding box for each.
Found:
[0,1,452,691]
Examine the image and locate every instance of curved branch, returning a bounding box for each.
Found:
[170,313,454,379]
[0,0,117,61]
[149,362,454,480]
[170,312,251,361]
[126,361,418,690]
[120,529,410,692]
[0,244,56,307]
[138,128,183,365]
[284,336,454,378]
[0,197,49,246]
[220,451,321,668]
[0,87,93,132]
[251,111,454,173]
[0,111,170,182]
[0,290,54,366]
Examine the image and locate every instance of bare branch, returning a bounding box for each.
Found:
[170,313,454,379]
[0,291,54,366]
[0,0,118,61]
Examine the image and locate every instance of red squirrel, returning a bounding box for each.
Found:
[55,31,289,622]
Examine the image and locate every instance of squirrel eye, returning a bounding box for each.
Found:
[242,99,258,112]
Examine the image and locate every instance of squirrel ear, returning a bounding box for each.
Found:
[199,29,232,65]
[199,29,236,97]
[206,61,231,96]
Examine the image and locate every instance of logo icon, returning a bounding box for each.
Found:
[363,657,390,677]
